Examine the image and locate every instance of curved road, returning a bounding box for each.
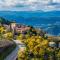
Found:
[4,40,25,60]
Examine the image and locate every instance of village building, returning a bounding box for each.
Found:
[15,24,30,34]
[10,21,16,33]
[3,24,11,32]
[49,41,56,47]
[48,36,60,48]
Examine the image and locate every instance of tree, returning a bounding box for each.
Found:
[23,35,49,59]
[16,34,26,42]
[57,50,60,60]
[18,49,30,60]
[4,32,13,40]
[0,26,5,40]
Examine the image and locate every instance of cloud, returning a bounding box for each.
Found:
[0,0,60,11]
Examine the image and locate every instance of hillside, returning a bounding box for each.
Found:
[0,17,11,25]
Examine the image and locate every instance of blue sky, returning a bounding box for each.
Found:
[0,0,60,11]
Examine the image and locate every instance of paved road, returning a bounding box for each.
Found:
[4,40,25,60]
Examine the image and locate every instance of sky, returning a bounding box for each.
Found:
[0,0,60,11]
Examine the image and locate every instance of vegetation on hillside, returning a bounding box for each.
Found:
[0,17,11,25]
[17,34,60,60]
[0,17,16,60]
[17,26,60,60]
[0,17,60,60]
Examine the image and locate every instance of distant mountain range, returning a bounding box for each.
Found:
[45,24,60,36]
[0,11,60,36]
[0,11,60,18]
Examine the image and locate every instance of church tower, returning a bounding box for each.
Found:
[10,21,16,34]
